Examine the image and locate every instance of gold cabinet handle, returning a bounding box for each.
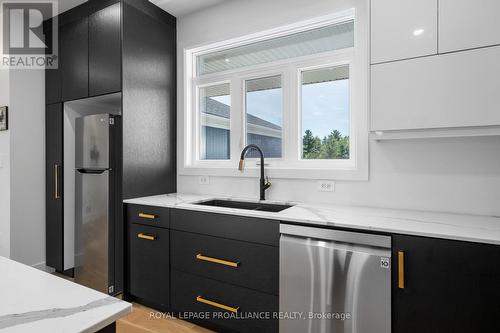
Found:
[137,233,156,241]
[398,251,405,289]
[54,164,60,199]
[196,254,240,268]
[138,213,156,219]
[196,296,239,313]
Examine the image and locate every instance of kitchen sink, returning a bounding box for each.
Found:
[195,199,293,212]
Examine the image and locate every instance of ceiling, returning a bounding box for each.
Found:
[58,0,227,17]
[149,0,228,17]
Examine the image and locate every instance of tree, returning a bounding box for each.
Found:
[302,129,349,160]
[302,129,321,159]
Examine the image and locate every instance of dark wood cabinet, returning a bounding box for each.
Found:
[171,210,280,246]
[60,16,89,101]
[393,234,500,333]
[89,2,121,96]
[45,103,64,271]
[127,204,170,229]
[129,223,170,307]
[172,270,279,333]
[45,0,177,280]
[171,230,279,295]
[44,22,61,104]
[169,209,280,332]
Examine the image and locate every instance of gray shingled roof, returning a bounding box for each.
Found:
[205,98,282,130]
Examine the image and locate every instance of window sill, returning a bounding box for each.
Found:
[179,165,368,181]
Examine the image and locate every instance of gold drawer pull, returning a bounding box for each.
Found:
[196,254,239,268]
[137,233,156,241]
[196,296,239,313]
[138,213,156,219]
[398,251,405,289]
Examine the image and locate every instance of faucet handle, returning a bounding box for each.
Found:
[265,176,271,188]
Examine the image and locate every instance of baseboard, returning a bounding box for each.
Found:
[31,261,55,273]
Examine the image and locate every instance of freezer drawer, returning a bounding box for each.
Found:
[280,225,391,333]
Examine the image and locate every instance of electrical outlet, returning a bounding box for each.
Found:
[198,175,210,185]
[317,181,335,192]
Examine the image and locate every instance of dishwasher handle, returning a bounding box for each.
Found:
[280,224,391,249]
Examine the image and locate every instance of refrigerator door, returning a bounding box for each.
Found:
[75,114,110,169]
[75,169,109,293]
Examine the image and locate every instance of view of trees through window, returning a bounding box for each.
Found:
[302,129,349,159]
[301,65,350,160]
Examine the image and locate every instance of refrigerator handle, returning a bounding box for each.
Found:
[54,163,61,199]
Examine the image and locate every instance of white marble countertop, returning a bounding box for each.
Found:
[0,257,131,333]
[124,193,500,245]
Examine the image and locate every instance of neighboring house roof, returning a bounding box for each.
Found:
[205,98,281,130]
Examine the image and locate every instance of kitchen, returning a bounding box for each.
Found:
[1,0,500,332]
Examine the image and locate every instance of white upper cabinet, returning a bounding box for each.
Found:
[371,0,437,63]
[439,0,500,53]
[371,46,500,131]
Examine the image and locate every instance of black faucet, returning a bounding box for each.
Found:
[238,144,271,201]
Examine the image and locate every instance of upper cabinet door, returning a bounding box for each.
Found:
[60,17,89,101]
[371,0,437,63]
[44,21,61,104]
[89,2,122,96]
[371,46,500,131]
[439,0,500,53]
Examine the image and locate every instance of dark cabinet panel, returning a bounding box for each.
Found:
[171,209,280,246]
[44,25,61,104]
[172,270,278,333]
[393,235,500,333]
[171,230,279,295]
[127,204,170,229]
[122,1,176,199]
[60,17,88,101]
[46,103,64,270]
[129,224,170,307]
[89,2,121,96]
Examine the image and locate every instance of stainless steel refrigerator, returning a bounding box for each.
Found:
[75,114,122,295]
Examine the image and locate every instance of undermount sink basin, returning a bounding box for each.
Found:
[195,199,293,213]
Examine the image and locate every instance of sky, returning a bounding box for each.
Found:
[211,79,349,138]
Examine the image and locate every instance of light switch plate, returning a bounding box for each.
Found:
[198,175,210,185]
[317,181,335,192]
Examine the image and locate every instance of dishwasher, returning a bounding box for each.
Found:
[280,224,391,333]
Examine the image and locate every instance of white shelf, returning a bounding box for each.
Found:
[370,126,500,141]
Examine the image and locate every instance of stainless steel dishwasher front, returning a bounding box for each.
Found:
[279,224,391,333]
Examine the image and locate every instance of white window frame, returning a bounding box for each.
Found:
[181,9,368,180]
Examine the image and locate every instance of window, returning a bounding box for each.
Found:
[245,75,283,158]
[301,65,349,160]
[184,10,369,180]
[199,83,231,160]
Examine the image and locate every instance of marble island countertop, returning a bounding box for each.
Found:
[0,257,131,333]
[124,193,500,245]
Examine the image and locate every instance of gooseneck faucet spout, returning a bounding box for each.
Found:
[238,144,271,201]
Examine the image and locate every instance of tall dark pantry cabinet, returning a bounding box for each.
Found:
[44,0,176,294]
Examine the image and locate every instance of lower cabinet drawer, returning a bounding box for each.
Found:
[171,230,278,295]
[129,224,169,307]
[127,204,170,229]
[171,270,278,333]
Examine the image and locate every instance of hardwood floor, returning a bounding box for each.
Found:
[117,303,214,333]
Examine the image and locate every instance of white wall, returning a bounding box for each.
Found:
[0,69,10,258]
[177,0,500,216]
[9,69,46,266]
